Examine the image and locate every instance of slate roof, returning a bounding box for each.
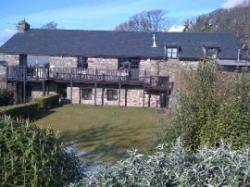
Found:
[0,29,247,60]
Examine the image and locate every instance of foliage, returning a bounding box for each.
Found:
[0,116,81,187]
[164,60,250,151]
[0,102,39,118]
[70,140,250,187]
[0,94,60,119]
[115,9,168,32]
[0,89,13,106]
[41,21,58,29]
[187,3,250,55]
[34,94,60,109]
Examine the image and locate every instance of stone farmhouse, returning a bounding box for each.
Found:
[0,20,248,108]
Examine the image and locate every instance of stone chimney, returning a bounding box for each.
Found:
[17,19,30,33]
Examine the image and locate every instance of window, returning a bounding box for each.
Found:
[77,56,88,68]
[118,58,140,69]
[27,55,49,65]
[82,88,92,100]
[206,48,218,59]
[167,48,178,59]
[107,89,118,101]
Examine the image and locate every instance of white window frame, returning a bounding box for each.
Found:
[167,48,178,59]
[206,48,218,59]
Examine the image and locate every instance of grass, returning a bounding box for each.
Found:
[35,104,169,163]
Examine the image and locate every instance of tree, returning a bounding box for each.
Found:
[163,60,250,151]
[115,9,168,32]
[189,3,250,56]
[41,21,58,29]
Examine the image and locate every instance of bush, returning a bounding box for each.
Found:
[0,89,13,106]
[35,94,60,109]
[0,116,81,187]
[70,140,250,187]
[0,102,39,118]
[164,60,250,151]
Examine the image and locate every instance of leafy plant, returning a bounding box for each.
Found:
[0,116,82,187]
[70,140,250,187]
[34,94,60,109]
[0,89,13,106]
[164,60,250,151]
[0,102,39,118]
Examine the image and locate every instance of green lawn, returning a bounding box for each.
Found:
[35,104,168,163]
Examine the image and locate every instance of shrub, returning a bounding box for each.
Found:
[0,116,81,187]
[0,102,39,118]
[164,60,250,151]
[35,94,60,109]
[71,140,250,187]
[0,89,13,106]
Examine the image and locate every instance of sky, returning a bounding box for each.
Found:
[0,0,246,45]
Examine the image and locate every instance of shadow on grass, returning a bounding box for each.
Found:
[60,123,135,163]
[32,110,56,121]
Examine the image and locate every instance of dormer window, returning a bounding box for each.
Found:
[202,43,220,59]
[167,48,178,59]
[77,56,88,68]
[205,48,219,59]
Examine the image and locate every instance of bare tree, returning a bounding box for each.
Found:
[115,10,168,32]
[189,3,250,56]
[41,21,58,29]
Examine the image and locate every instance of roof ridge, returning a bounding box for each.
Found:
[29,28,235,35]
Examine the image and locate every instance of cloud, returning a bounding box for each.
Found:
[0,28,16,45]
[222,0,249,8]
[168,25,185,32]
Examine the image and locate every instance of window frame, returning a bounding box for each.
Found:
[167,48,178,59]
[77,56,88,69]
[81,88,92,100]
[205,48,218,59]
[106,89,118,101]
[118,58,140,69]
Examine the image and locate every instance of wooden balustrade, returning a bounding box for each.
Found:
[6,65,170,90]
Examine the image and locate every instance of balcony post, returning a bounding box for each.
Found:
[142,86,145,108]
[6,65,8,86]
[118,80,121,107]
[94,81,97,106]
[70,70,73,103]
[125,87,127,107]
[42,81,45,96]
[79,87,82,104]
[23,65,26,103]
[101,87,104,106]
[148,93,151,107]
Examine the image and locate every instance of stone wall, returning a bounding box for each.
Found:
[0,53,20,65]
[49,56,78,68]
[66,86,161,108]
[88,58,118,70]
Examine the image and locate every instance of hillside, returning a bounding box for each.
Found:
[189,2,250,56]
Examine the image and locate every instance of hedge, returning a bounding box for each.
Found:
[0,94,60,118]
[0,102,39,118]
[34,94,60,109]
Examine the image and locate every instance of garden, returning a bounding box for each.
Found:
[0,61,250,186]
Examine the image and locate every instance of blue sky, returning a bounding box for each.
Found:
[0,0,243,45]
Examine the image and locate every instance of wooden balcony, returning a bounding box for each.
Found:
[6,65,172,91]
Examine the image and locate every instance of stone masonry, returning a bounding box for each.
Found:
[0,53,199,108]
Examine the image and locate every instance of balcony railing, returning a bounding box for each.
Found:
[6,65,172,90]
